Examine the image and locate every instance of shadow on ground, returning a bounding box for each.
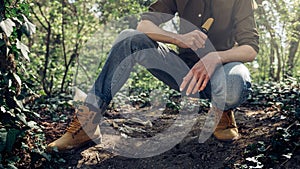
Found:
[44,105,294,169]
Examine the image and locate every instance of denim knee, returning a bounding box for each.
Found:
[117,29,141,40]
[114,29,152,46]
[224,63,252,110]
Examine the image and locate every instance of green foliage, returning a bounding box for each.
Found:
[28,0,101,95]
[28,0,154,96]
[129,65,166,95]
[236,79,300,168]
[0,0,41,168]
[127,65,181,108]
[95,0,152,24]
[0,0,299,168]
[248,77,299,109]
[251,0,300,82]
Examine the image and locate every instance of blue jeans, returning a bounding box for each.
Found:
[85,29,252,111]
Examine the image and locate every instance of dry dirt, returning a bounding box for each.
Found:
[43,103,299,169]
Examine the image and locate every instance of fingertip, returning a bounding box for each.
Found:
[200,86,205,91]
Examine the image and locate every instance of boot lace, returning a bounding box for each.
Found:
[66,115,83,138]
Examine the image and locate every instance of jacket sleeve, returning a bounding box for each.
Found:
[233,0,259,53]
[141,0,177,26]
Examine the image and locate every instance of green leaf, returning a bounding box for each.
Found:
[22,14,36,36]
[16,39,30,61]
[0,128,7,152]
[0,39,5,47]
[282,153,292,159]
[6,129,21,152]
[14,97,24,110]
[295,107,300,120]
[12,17,22,25]
[27,121,40,129]
[52,146,59,152]
[6,110,16,118]
[16,112,27,125]
[13,73,21,87]
[41,152,51,161]
[0,106,6,113]
[7,163,18,169]
[246,156,258,163]
[58,158,66,163]
[0,18,16,37]
[8,79,12,88]
[6,46,10,56]
[21,142,29,149]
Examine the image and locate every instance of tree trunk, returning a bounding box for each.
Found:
[287,39,300,75]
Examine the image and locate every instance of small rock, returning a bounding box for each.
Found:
[217,143,224,148]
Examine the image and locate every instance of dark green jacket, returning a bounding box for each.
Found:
[141,0,259,54]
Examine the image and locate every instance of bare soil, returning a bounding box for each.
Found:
[41,103,300,169]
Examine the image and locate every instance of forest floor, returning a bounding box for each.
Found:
[39,100,300,169]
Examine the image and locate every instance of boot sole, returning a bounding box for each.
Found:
[213,133,241,142]
[49,136,102,154]
[70,136,102,152]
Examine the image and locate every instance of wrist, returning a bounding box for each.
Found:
[172,34,182,46]
[207,52,223,65]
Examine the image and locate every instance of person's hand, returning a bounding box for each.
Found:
[176,30,207,51]
[180,52,222,95]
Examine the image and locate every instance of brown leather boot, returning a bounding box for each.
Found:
[46,105,102,152]
[213,110,239,141]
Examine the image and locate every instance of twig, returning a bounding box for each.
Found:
[280,147,297,167]
[29,4,47,30]
[286,121,298,131]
